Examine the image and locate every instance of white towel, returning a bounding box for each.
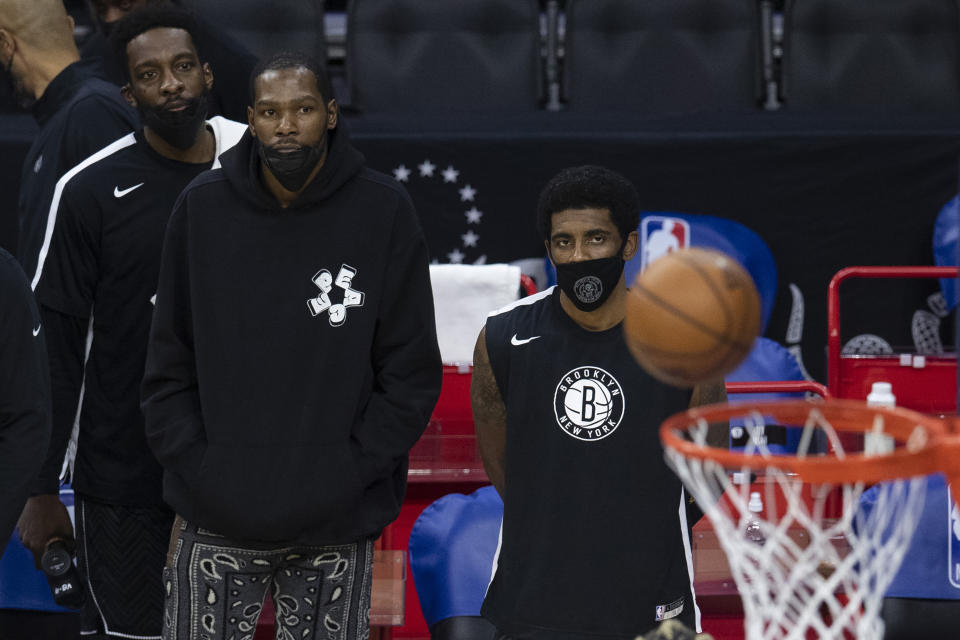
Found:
[430,264,522,365]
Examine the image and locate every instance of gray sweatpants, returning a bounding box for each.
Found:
[162,516,373,640]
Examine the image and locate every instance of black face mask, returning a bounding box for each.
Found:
[98,19,115,38]
[554,253,624,312]
[257,141,325,192]
[138,89,209,150]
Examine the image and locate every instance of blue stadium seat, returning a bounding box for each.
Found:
[933,194,959,311]
[408,486,502,638]
[860,474,960,638]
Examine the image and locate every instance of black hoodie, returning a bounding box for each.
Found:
[141,125,442,544]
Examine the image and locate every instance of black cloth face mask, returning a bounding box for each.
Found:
[138,89,209,150]
[257,141,324,192]
[553,253,625,312]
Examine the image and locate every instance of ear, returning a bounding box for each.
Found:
[0,29,14,62]
[247,105,256,136]
[622,229,639,262]
[326,98,338,130]
[202,61,213,91]
[544,239,554,266]
[120,83,137,108]
[66,15,75,33]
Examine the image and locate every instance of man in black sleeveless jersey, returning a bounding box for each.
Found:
[472,165,727,640]
[17,6,246,638]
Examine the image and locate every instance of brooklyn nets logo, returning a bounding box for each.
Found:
[553,366,625,441]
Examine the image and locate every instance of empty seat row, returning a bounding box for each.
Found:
[154,0,960,115]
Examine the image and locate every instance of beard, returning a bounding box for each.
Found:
[137,88,210,150]
[0,58,34,110]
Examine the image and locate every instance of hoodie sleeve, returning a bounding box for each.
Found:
[350,193,442,486]
[140,200,207,487]
[0,252,51,554]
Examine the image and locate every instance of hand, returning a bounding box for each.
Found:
[16,494,75,569]
[636,620,715,640]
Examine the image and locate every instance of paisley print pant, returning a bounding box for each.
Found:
[162,516,373,640]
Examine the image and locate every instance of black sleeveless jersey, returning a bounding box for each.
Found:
[482,287,698,639]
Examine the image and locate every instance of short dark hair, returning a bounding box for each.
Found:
[249,51,332,107]
[536,165,641,243]
[110,3,203,82]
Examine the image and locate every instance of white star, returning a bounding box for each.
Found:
[418,160,436,177]
[442,166,459,183]
[447,248,465,264]
[462,230,479,247]
[393,165,411,182]
[472,255,487,265]
[459,184,476,202]
[465,207,483,224]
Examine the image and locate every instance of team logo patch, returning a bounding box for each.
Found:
[573,275,603,304]
[307,264,365,326]
[553,366,624,441]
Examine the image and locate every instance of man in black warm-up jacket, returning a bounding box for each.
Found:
[141,51,442,640]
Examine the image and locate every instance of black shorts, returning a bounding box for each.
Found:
[74,494,174,639]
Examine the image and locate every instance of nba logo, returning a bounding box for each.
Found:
[949,485,960,589]
[640,216,690,272]
[655,605,665,621]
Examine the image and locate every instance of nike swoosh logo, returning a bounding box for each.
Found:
[510,334,540,346]
[32,324,41,337]
[114,183,145,198]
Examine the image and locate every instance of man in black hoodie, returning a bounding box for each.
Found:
[142,52,442,639]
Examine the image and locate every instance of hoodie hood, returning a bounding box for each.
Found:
[218,122,365,211]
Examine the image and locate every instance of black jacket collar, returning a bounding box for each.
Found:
[31,57,109,127]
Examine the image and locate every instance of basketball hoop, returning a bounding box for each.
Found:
[660,399,960,640]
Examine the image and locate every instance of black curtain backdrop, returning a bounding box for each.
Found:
[2,110,958,383]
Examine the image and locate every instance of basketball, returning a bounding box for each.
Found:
[624,247,761,388]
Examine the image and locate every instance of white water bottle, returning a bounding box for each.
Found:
[745,491,766,545]
[865,381,895,455]
[866,381,896,408]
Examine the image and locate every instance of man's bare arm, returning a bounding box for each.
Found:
[690,380,728,449]
[471,327,507,498]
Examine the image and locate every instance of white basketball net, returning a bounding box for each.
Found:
[664,406,929,640]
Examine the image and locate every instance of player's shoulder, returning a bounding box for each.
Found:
[64,80,132,122]
[207,116,248,149]
[0,248,29,295]
[175,168,230,209]
[59,133,139,197]
[487,285,555,322]
[484,285,556,343]
[356,167,412,202]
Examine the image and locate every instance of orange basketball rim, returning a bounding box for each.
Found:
[660,399,960,505]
